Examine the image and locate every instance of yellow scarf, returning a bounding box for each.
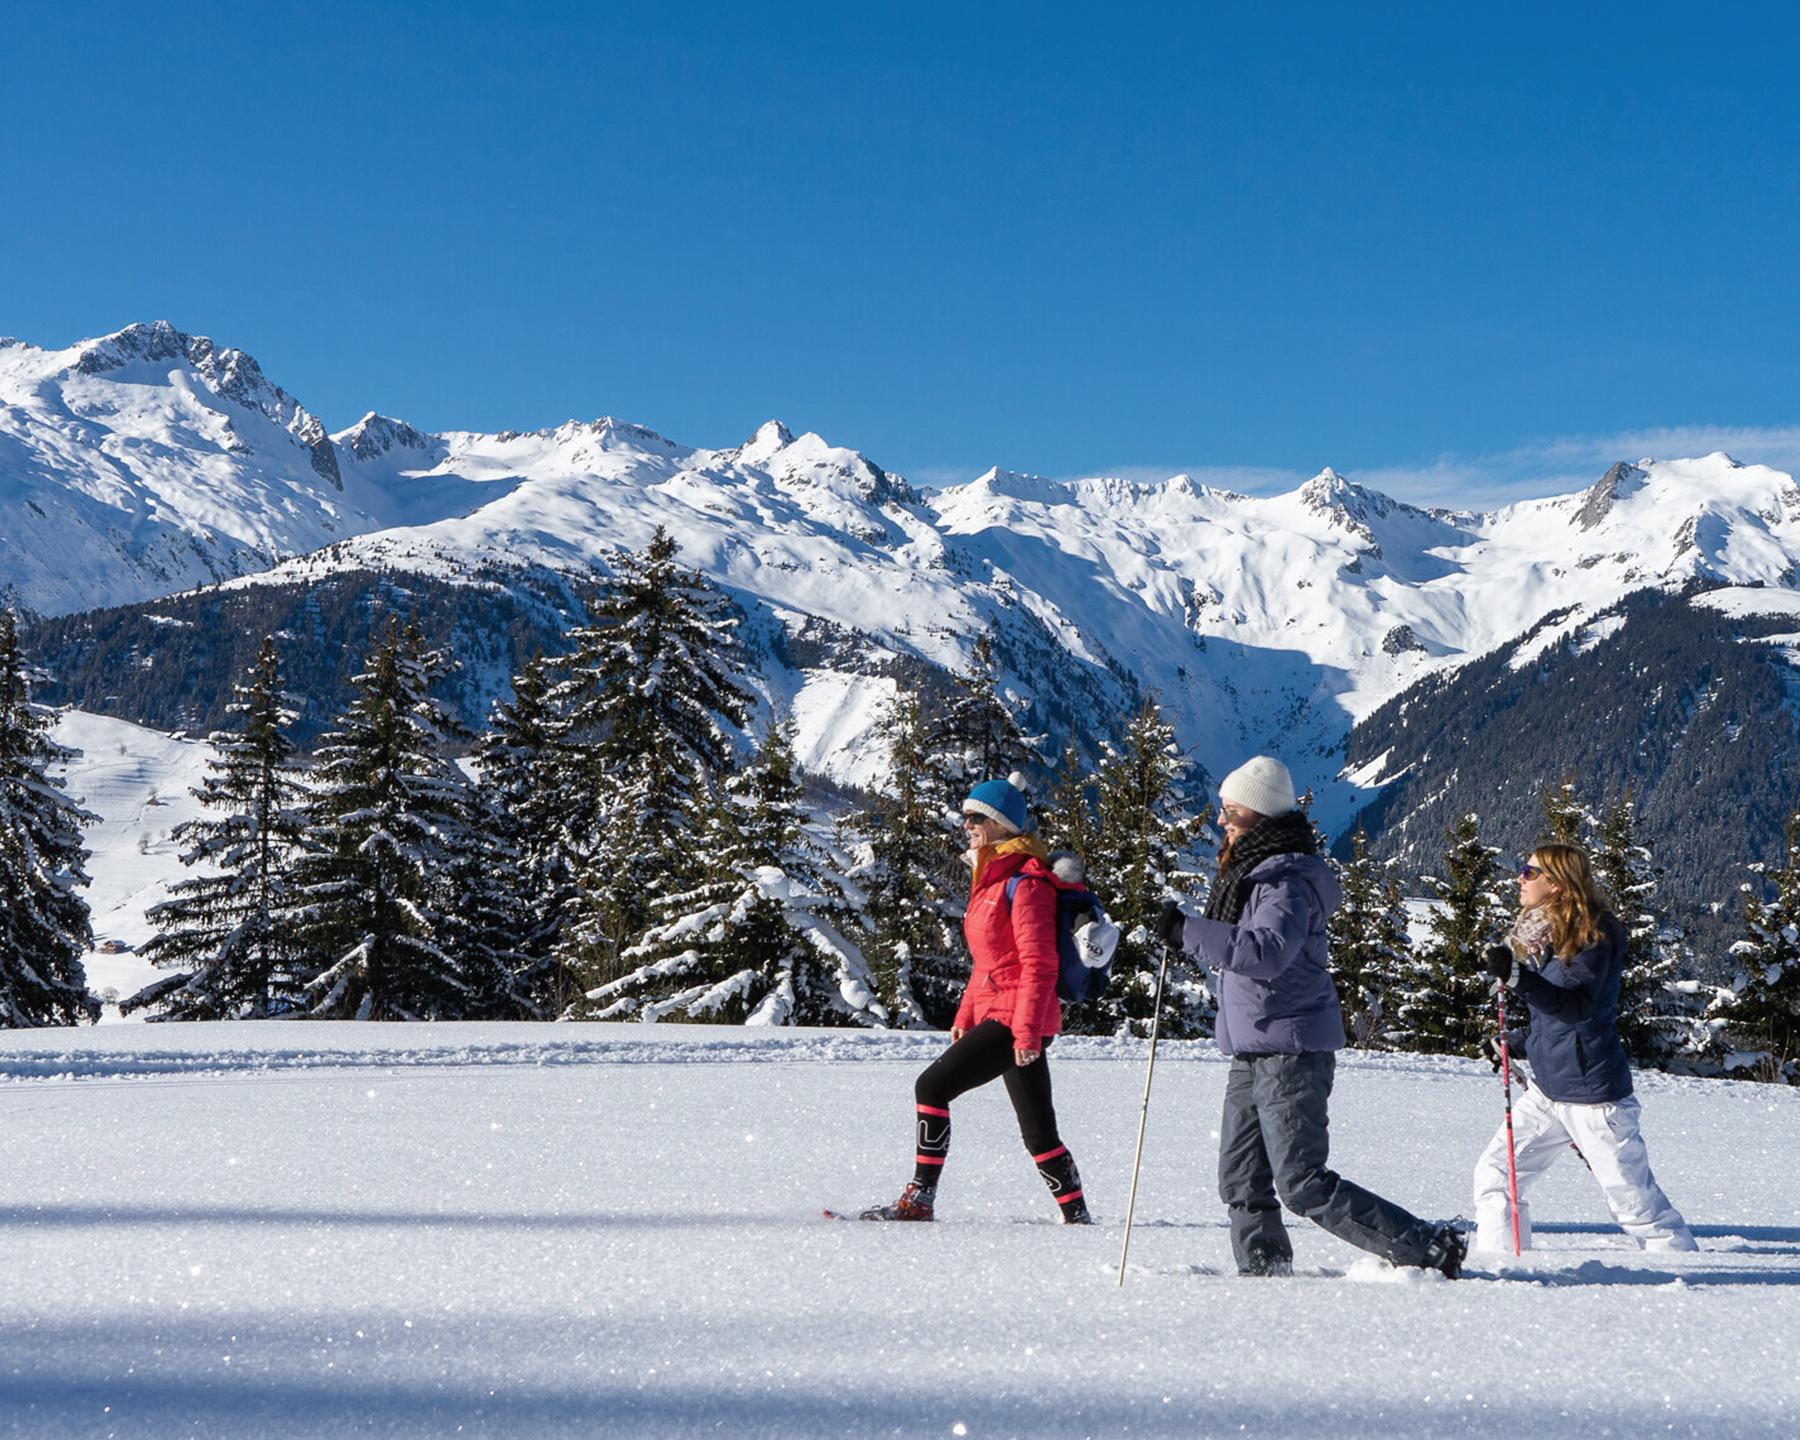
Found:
[971,833,1050,890]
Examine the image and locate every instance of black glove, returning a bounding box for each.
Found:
[1156,899,1189,950]
[1480,944,1515,985]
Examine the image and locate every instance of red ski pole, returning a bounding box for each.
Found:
[1495,981,1522,1257]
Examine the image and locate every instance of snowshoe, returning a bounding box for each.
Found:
[857,1181,936,1222]
[1421,1222,1469,1279]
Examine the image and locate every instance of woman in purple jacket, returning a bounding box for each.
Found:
[1159,756,1465,1278]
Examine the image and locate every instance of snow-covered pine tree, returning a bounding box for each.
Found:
[1591,795,1687,1067]
[437,778,543,1021]
[1539,775,1591,846]
[592,721,885,1026]
[0,608,98,1027]
[1084,698,1213,1039]
[1327,826,1410,1049]
[127,635,310,1020]
[932,630,1036,799]
[551,528,753,996]
[1713,810,1800,1083]
[290,622,495,1020]
[846,687,965,1029]
[1038,736,1101,864]
[1393,812,1511,1056]
[473,654,580,1015]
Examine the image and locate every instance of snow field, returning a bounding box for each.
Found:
[2,1025,1796,1439]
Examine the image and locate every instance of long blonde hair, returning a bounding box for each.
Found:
[1530,843,1609,958]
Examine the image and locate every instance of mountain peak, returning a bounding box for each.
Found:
[540,416,681,455]
[1291,468,1425,560]
[70,322,341,488]
[1574,461,1647,531]
[339,412,433,461]
[1297,468,1403,521]
[735,419,797,465]
[74,320,195,375]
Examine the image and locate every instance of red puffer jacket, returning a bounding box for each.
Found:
[954,843,1062,1049]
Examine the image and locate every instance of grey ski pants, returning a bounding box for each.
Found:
[1217,1051,1437,1271]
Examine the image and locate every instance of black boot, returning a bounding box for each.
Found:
[1241,1239,1293,1277]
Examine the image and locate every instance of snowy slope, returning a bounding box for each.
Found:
[1,1022,1796,1439]
[47,710,219,1008]
[0,325,419,613]
[8,323,1800,814]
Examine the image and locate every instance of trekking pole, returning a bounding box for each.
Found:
[1117,936,1173,1287]
[1495,979,1523,1257]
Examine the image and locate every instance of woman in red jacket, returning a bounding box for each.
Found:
[859,774,1091,1223]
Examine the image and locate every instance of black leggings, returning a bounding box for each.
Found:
[912,1020,1062,1176]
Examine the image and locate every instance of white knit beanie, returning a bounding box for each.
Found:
[1218,756,1297,818]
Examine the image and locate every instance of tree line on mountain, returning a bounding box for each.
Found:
[19,563,591,750]
[1341,583,1800,967]
[1,534,1796,1082]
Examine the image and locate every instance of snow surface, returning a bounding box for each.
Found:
[1692,585,1800,619]
[1,1022,1795,1440]
[780,669,896,791]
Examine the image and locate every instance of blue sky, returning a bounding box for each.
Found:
[4,1,1798,504]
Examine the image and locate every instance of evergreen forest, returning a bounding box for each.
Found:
[4,540,1799,1085]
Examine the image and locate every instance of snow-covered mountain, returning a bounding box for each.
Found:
[7,322,1800,820]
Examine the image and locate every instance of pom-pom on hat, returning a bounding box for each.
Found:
[963,772,1030,835]
[1218,756,1297,818]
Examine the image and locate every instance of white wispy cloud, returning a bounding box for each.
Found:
[1040,425,1800,512]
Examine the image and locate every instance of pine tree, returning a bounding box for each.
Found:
[551,528,753,995]
[847,688,966,1029]
[437,779,543,1020]
[1714,810,1800,1083]
[1394,813,1511,1056]
[127,636,310,1019]
[473,654,580,1015]
[592,722,885,1025]
[0,609,98,1027]
[1327,827,1411,1049]
[1538,774,1591,846]
[1591,795,1686,1066]
[932,630,1036,798]
[290,623,491,1020]
[1039,736,1101,862]
[1083,698,1212,1039]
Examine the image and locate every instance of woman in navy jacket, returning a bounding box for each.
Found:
[1473,842,1696,1253]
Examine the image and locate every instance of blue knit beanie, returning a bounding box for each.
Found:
[963,772,1029,835]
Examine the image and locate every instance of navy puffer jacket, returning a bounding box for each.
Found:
[1515,912,1634,1104]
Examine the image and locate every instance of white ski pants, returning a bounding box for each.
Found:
[1472,1086,1696,1253]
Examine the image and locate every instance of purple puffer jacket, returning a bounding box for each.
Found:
[1180,853,1348,1056]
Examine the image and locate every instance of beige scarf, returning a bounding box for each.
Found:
[1508,905,1553,963]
